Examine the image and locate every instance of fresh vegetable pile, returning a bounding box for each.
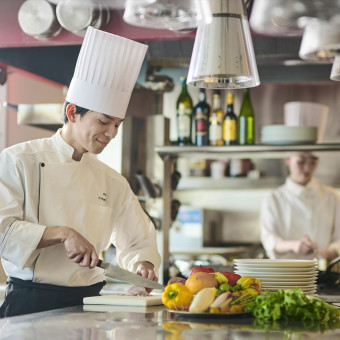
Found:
[245,288,340,326]
[162,266,262,314]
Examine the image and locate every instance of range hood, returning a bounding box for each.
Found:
[16,103,63,131]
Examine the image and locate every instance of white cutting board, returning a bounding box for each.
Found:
[83,294,163,307]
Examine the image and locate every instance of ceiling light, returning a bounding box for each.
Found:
[123,0,212,33]
[187,0,260,89]
[298,17,340,63]
[330,55,340,81]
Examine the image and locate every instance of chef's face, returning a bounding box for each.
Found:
[285,153,319,186]
[66,104,123,158]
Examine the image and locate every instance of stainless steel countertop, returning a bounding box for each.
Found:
[0,304,339,339]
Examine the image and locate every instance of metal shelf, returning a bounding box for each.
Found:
[176,176,284,190]
[155,144,340,160]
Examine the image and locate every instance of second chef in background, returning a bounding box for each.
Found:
[260,152,340,260]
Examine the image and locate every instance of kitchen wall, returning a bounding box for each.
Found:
[164,81,340,246]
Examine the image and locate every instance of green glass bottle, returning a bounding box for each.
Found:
[176,77,193,146]
[238,88,255,145]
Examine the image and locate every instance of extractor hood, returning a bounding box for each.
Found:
[13,103,63,131]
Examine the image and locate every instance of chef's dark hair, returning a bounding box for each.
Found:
[63,101,89,123]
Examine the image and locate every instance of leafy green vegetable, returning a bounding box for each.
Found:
[245,288,340,327]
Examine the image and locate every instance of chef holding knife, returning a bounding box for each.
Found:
[260,152,340,260]
[0,27,161,317]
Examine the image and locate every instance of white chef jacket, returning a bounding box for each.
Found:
[260,177,340,259]
[0,130,161,286]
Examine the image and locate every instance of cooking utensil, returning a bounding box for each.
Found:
[18,0,62,40]
[317,256,340,288]
[96,259,164,291]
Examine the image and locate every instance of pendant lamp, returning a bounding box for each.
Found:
[299,17,340,63]
[330,55,340,81]
[123,0,212,33]
[187,0,260,89]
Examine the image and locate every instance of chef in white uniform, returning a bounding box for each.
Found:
[260,152,340,260]
[0,27,161,317]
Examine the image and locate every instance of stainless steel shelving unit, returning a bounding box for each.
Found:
[155,144,340,160]
[155,143,340,283]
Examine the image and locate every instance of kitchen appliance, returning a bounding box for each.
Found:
[169,206,223,251]
[97,260,164,290]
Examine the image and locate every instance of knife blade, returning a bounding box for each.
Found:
[97,259,164,290]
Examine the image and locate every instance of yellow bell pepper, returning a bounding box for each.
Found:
[162,283,193,310]
[211,272,228,285]
[236,276,262,293]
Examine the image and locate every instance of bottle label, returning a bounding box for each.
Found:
[239,116,254,144]
[209,118,223,142]
[223,120,237,142]
[177,114,191,138]
[196,111,208,136]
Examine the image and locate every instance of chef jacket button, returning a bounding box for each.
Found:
[41,163,45,167]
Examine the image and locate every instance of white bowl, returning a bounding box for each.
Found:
[284,101,329,143]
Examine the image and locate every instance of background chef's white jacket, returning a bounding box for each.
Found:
[260,177,340,259]
[0,130,161,286]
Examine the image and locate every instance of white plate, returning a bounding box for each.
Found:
[260,280,317,285]
[234,259,317,266]
[234,262,317,269]
[262,284,317,289]
[234,266,318,273]
[263,287,317,294]
[234,271,317,279]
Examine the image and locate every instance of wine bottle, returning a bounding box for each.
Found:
[223,92,238,145]
[238,88,255,145]
[193,88,210,146]
[176,77,193,146]
[209,90,224,146]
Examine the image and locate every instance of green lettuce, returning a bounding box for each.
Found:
[245,288,340,327]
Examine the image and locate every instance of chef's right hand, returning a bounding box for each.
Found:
[37,226,98,268]
[63,227,99,268]
[293,235,316,255]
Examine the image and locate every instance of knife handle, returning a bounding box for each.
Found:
[97,259,109,269]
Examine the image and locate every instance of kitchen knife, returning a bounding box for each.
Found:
[97,259,164,290]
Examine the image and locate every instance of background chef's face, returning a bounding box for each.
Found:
[285,152,319,185]
[74,110,123,154]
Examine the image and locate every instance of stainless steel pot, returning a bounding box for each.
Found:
[56,0,110,37]
[18,0,62,40]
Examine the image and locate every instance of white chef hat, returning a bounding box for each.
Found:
[66,26,148,118]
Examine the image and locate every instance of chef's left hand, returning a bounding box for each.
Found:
[136,261,158,293]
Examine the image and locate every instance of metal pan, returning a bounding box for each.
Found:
[317,256,340,289]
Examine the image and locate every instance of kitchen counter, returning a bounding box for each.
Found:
[0,303,339,339]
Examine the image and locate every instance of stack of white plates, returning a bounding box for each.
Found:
[261,125,318,145]
[234,259,318,295]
